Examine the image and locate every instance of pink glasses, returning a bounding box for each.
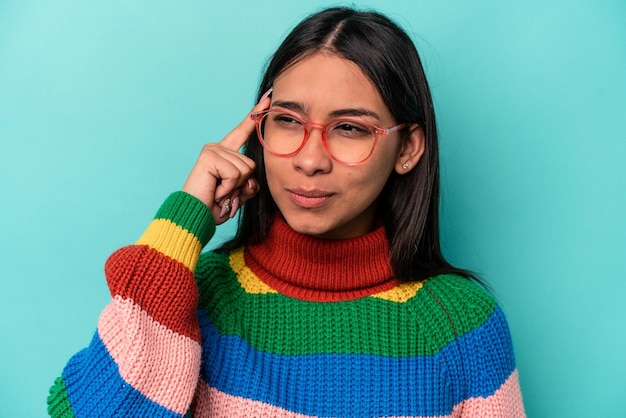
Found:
[251,108,408,165]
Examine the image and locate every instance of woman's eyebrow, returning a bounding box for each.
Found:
[271,100,382,121]
[270,100,306,112]
[328,108,381,121]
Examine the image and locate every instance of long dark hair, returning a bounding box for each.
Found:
[219,7,476,283]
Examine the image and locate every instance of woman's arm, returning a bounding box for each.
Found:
[47,192,214,417]
[48,95,270,417]
[424,275,525,417]
[455,304,525,417]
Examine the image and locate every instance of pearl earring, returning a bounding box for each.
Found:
[402,161,409,170]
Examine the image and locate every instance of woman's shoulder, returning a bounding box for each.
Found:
[417,274,503,332]
[195,249,233,278]
[422,274,496,307]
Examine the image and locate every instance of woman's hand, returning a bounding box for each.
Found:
[182,91,271,224]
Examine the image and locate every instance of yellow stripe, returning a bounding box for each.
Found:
[371,281,424,303]
[228,246,421,301]
[135,219,201,271]
[229,248,278,295]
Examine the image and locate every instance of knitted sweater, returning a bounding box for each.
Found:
[48,191,525,417]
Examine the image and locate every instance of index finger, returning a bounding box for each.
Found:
[220,88,273,151]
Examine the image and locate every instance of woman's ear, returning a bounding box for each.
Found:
[394,123,425,174]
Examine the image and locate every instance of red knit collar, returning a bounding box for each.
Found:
[244,216,397,302]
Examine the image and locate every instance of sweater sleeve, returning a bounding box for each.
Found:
[47,192,215,418]
[455,303,525,417]
[425,275,526,417]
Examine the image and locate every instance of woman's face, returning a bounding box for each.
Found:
[264,53,406,239]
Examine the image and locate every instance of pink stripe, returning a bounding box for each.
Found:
[192,379,314,417]
[97,296,201,414]
[449,369,525,417]
[192,370,524,418]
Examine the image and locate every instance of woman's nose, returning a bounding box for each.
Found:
[291,127,332,175]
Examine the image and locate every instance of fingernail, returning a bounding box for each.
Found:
[247,178,257,192]
[260,87,273,101]
[219,199,230,218]
[229,197,241,218]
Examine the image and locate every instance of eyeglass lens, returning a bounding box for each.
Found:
[260,111,376,164]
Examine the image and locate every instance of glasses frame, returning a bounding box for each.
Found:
[250,108,409,165]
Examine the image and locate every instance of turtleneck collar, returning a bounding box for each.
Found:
[244,216,397,302]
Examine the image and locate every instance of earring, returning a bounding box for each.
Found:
[402,161,409,170]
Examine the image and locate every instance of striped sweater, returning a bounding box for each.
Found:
[48,191,525,417]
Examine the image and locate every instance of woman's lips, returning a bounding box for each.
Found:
[287,189,335,208]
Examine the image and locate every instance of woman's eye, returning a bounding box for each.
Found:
[333,122,371,137]
[273,114,302,126]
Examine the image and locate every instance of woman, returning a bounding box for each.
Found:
[48,7,524,417]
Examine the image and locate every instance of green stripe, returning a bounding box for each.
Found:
[196,252,496,357]
[155,192,215,246]
[47,376,75,418]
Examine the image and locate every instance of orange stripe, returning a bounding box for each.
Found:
[105,245,201,341]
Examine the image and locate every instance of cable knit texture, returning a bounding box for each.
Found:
[48,191,525,417]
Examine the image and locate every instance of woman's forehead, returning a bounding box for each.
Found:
[271,53,390,121]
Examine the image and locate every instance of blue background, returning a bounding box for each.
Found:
[1,1,625,416]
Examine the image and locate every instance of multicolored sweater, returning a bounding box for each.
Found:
[48,191,525,417]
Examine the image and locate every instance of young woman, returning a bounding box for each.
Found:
[48,7,524,417]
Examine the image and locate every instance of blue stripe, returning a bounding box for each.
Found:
[63,332,182,418]
[198,306,515,417]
